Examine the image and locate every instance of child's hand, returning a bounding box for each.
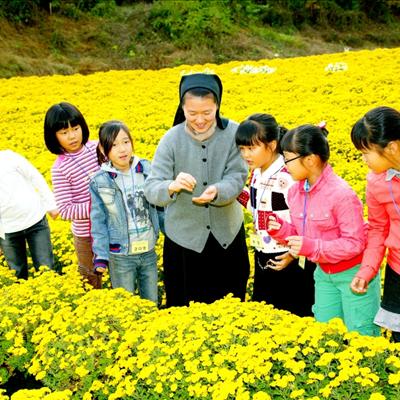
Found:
[268,252,294,271]
[286,235,303,257]
[94,266,106,274]
[350,277,368,294]
[267,215,281,231]
[48,209,59,219]
[169,172,197,194]
[192,185,217,204]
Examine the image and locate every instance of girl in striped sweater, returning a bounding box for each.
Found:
[44,102,101,288]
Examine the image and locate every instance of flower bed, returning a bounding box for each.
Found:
[1,47,400,398]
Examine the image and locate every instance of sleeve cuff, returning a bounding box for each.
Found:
[299,236,315,257]
[356,266,379,283]
[266,213,284,234]
[237,189,250,208]
[94,259,108,273]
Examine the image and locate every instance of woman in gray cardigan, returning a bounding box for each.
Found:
[144,73,250,307]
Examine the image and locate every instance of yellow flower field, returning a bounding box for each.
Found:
[1,47,400,399]
[1,47,400,274]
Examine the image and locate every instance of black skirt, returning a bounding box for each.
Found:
[253,250,316,317]
[381,264,400,314]
[163,224,250,307]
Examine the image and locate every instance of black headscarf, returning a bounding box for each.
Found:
[173,73,228,129]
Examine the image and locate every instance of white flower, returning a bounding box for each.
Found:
[231,64,276,74]
[325,62,348,72]
[180,68,215,76]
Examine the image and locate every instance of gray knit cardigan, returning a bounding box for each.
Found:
[144,120,248,253]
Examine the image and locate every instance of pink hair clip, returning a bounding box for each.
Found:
[317,120,327,129]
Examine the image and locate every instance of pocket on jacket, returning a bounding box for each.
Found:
[309,211,334,231]
[98,188,116,205]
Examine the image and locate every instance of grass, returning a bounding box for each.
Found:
[1,4,400,78]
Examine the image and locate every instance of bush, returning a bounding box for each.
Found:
[0,0,117,23]
[148,0,234,49]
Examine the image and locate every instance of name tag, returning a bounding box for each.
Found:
[250,233,264,249]
[131,240,149,254]
[298,255,306,270]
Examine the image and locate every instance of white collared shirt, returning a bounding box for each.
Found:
[0,150,56,236]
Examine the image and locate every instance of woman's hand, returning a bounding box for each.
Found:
[168,172,197,195]
[350,277,368,294]
[286,235,304,257]
[192,185,218,204]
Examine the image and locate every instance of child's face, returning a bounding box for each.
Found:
[360,146,392,174]
[283,151,307,181]
[108,129,133,172]
[56,123,83,153]
[239,142,276,171]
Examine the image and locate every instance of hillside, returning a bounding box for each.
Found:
[1,1,400,78]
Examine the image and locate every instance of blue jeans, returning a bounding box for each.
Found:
[0,216,54,279]
[109,249,158,304]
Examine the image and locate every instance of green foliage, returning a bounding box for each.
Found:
[0,0,40,24]
[148,0,235,48]
[0,0,116,23]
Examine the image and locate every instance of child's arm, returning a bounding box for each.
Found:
[237,187,251,209]
[353,186,389,288]
[52,167,90,221]
[237,170,253,209]
[16,152,58,215]
[298,194,366,263]
[267,214,298,242]
[89,181,110,273]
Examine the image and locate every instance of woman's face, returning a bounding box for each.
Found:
[182,94,218,134]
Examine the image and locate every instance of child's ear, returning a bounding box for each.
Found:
[304,154,318,167]
[269,140,278,153]
[386,140,400,155]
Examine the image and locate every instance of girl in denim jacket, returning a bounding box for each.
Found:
[90,120,160,304]
[267,124,380,336]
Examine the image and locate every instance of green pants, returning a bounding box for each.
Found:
[313,265,381,337]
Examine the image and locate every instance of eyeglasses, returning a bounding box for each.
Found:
[284,155,303,164]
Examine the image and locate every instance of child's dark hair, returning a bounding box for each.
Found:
[44,102,90,155]
[235,113,287,152]
[351,106,400,151]
[280,124,330,162]
[97,120,133,165]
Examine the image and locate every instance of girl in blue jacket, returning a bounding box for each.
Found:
[90,120,161,304]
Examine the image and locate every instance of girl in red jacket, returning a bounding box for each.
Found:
[268,123,380,336]
[350,106,400,342]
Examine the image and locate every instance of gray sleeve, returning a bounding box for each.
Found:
[144,136,177,207]
[212,137,248,206]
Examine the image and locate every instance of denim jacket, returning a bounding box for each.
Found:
[89,157,163,269]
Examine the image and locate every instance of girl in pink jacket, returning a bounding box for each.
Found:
[268,123,380,336]
[350,106,400,342]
